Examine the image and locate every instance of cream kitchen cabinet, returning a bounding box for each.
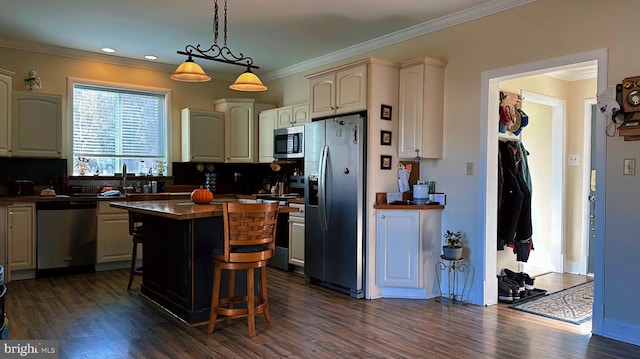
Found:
[288,203,305,268]
[214,98,275,163]
[258,109,277,163]
[96,201,134,265]
[7,203,36,276]
[307,63,367,119]
[376,210,421,288]
[0,69,14,157]
[398,57,447,159]
[376,208,442,298]
[12,91,63,158]
[181,108,225,162]
[276,103,309,129]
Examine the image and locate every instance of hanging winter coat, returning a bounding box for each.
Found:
[497,141,533,251]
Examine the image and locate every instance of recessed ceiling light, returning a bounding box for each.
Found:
[101,47,116,53]
[144,55,158,60]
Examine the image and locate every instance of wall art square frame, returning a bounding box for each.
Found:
[380,130,392,146]
[380,155,392,170]
[380,104,392,121]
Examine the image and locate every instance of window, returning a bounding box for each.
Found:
[69,79,170,176]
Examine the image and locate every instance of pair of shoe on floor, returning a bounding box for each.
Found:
[498,269,535,302]
[503,268,535,291]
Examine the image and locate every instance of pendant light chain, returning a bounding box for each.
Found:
[223,0,228,47]
[213,0,219,45]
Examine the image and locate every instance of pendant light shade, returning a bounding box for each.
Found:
[229,68,267,92]
[170,56,211,82]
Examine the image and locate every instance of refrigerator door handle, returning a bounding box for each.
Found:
[319,144,328,231]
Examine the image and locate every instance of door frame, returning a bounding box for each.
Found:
[581,98,597,276]
[519,90,567,275]
[478,48,607,335]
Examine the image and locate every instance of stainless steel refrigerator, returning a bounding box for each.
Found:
[304,113,366,298]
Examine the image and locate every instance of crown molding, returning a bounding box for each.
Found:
[264,0,536,81]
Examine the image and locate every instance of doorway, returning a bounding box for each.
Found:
[478,49,608,333]
[495,89,567,277]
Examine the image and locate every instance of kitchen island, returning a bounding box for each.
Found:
[110,198,297,326]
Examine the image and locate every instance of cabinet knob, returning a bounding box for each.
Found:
[381,215,386,219]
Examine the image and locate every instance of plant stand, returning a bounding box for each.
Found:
[435,255,469,305]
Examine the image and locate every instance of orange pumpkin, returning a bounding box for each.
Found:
[191,186,213,204]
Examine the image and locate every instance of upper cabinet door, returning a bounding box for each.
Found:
[219,101,255,163]
[309,74,335,119]
[276,106,293,129]
[308,64,367,119]
[398,58,446,160]
[335,64,367,115]
[275,103,309,129]
[292,103,309,127]
[12,91,62,158]
[398,64,424,159]
[0,71,12,157]
[181,108,224,162]
[259,109,277,163]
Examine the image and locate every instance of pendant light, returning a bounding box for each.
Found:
[229,66,267,91]
[171,0,266,91]
[170,56,211,82]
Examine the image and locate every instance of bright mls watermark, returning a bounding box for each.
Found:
[2,340,58,358]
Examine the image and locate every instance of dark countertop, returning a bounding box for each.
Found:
[0,192,193,205]
[110,197,299,220]
[373,203,444,210]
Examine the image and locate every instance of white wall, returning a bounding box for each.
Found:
[271,0,640,344]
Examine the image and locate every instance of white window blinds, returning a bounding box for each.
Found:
[73,85,165,157]
[71,81,168,175]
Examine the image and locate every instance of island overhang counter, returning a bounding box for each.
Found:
[110,198,296,326]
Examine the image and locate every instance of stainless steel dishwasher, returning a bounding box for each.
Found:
[36,200,97,276]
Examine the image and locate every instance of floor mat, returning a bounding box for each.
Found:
[509,281,593,325]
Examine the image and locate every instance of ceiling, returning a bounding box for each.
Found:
[0,0,536,81]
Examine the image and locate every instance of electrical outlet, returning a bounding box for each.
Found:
[466,162,474,175]
[568,154,580,166]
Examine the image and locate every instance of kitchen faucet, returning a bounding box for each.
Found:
[122,163,133,194]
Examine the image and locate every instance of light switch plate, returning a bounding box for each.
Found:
[624,158,636,175]
[466,162,474,175]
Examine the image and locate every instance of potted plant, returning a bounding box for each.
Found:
[443,230,464,260]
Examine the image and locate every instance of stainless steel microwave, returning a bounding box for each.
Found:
[273,126,304,159]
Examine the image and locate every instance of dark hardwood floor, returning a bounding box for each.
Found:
[5,268,637,359]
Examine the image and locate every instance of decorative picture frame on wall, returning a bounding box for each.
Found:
[380,130,392,146]
[380,104,392,121]
[380,155,392,170]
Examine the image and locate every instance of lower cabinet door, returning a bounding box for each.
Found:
[7,204,35,271]
[288,217,305,267]
[97,213,132,263]
[376,210,421,288]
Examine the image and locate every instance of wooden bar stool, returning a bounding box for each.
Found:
[207,202,278,337]
[126,193,170,290]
